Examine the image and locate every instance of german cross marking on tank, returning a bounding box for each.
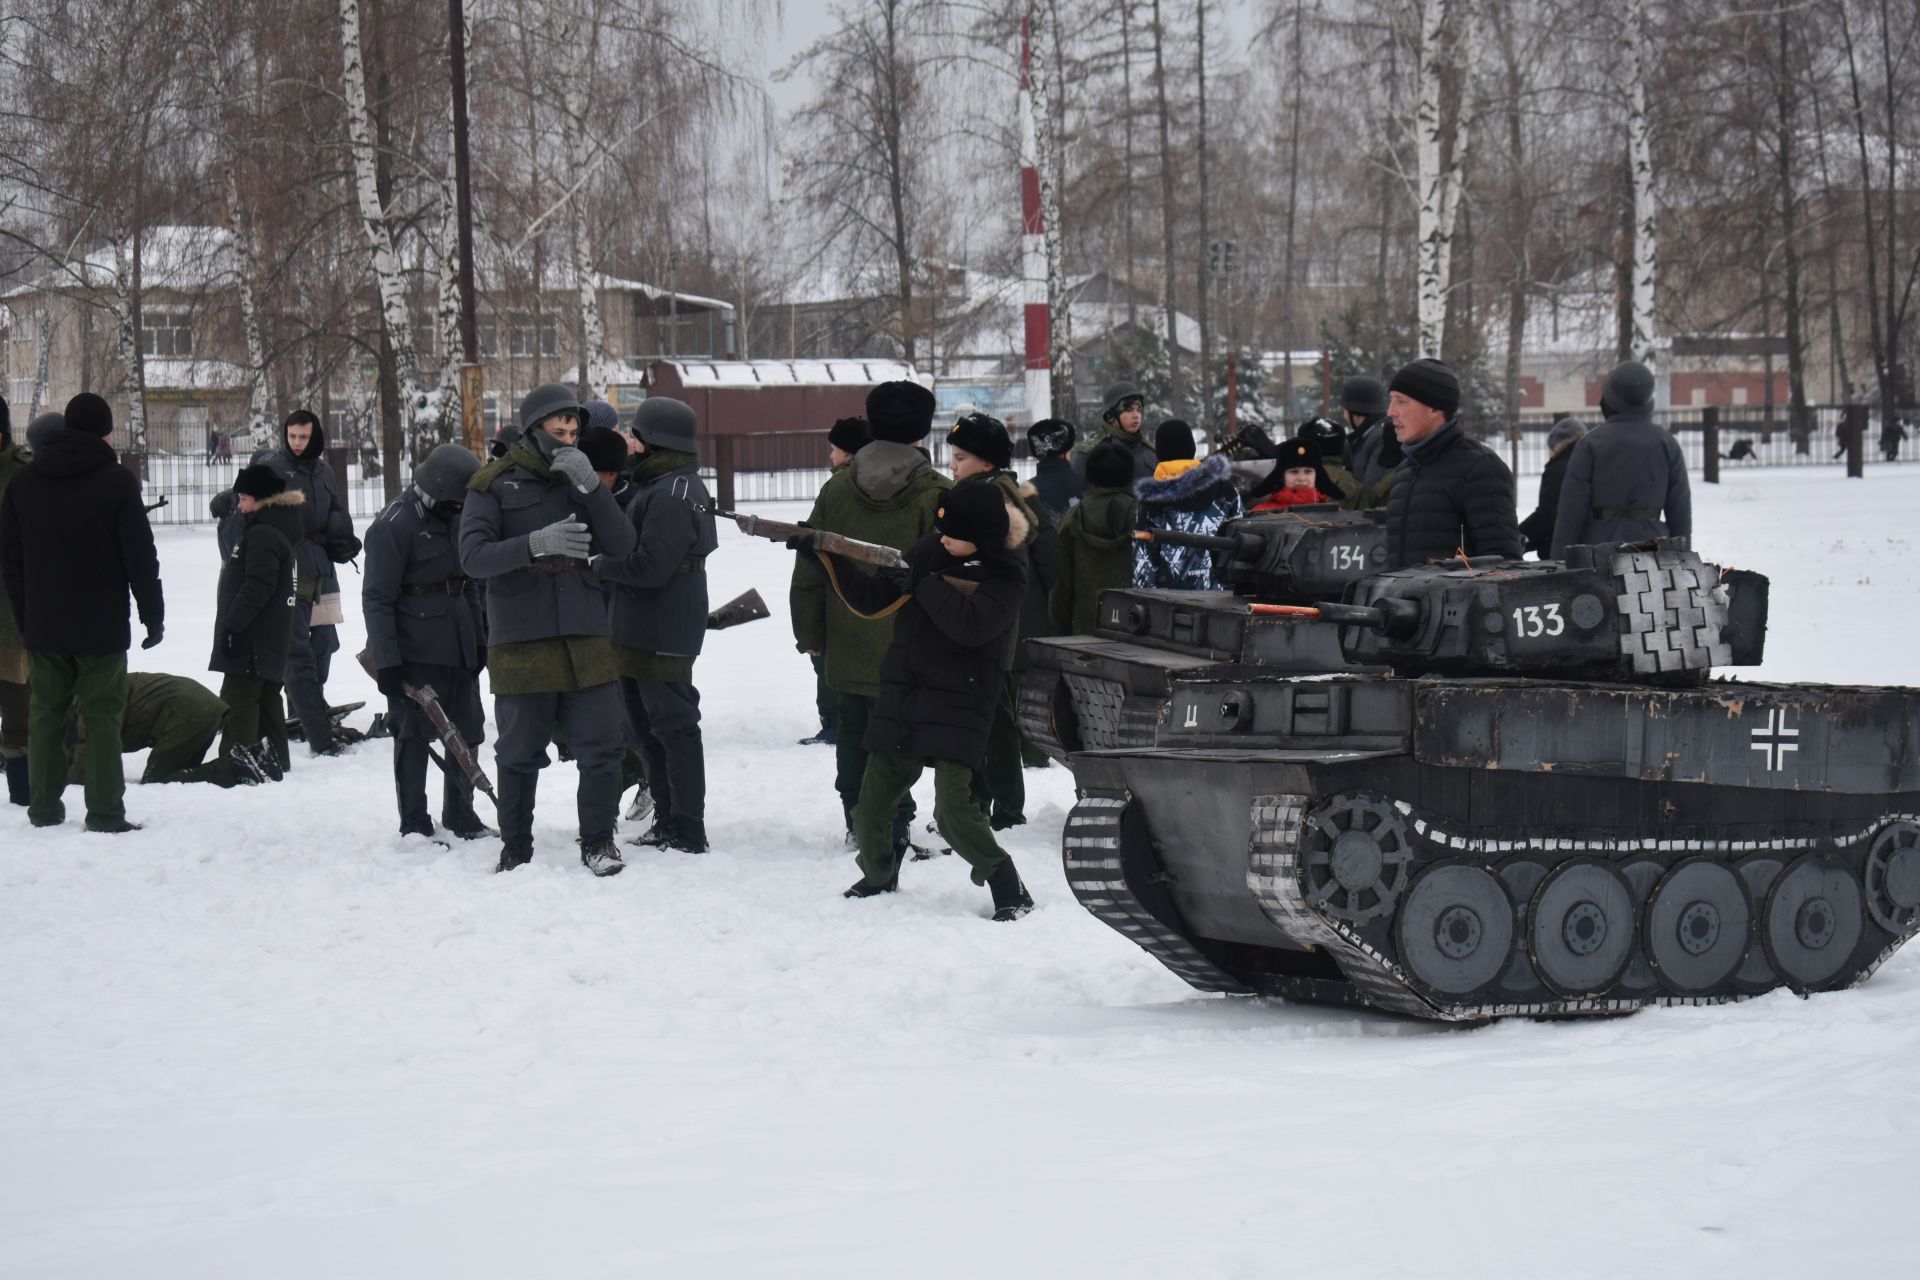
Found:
[1750,708,1800,771]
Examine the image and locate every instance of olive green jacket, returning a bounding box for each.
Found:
[790,441,950,697]
[1051,485,1137,635]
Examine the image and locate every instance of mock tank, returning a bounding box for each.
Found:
[1021,531,1920,1020]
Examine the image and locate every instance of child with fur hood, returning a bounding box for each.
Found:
[1132,420,1243,590]
[799,482,1035,921]
[209,464,303,774]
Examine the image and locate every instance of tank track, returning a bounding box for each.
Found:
[1243,794,1920,1020]
[1063,792,1252,995]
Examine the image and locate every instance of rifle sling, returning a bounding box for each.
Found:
[816,551,911,621]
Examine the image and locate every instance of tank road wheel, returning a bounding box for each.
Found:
[1764,854,1865,990]
[1529,860,1637,998]
[1302,794,1412,924]
[1646,859,1754,996]
[1396,862,1513,998]
[1865,822,1920,936]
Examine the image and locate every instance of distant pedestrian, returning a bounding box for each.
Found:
[205,429,221,467]
[1379,358,1523,569]
[1132,419,1242,590]
[1520,418,1586,557]
[0,393,165,832]
[1550,362,1691,558]
[1882,416,1910,463]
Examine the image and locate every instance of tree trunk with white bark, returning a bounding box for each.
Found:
[111,235,147,451]
[1415,0,1481,360]
[222,152,273,436]
[1028,0,1074,418]
[1625,0,1657,380]
[338,0,427,443]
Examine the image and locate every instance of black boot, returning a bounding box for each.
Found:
[580,837,625,877]
[494,845,533,874]
[252,739,285,782]
[987,860,1034,922]
[4,755,27,806]
[626,811,675,848]
[843,861,900,899]
[659,817,708,854]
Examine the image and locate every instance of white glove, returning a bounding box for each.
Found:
[527,515,591,559]
[549,445,598,494]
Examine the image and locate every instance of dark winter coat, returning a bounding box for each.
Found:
[0,441,28,651]
[819,497,1032,769]
[1132,453,1243,590]
[966,470,1051,671]
[599,449,719,662]
[1029,454,1083,521]
[1520,444,1575,557]
[1071,421,1158,482]
[0,427,163,655]
[1347,417,1403,489]
[362,489,485,673]
[1051,484,1136,635]
[459,439,636,647]
[789,440,950,697]
[1380,421,1523,569]
[210,491,302,682]
[212,420,355,599]
[1549,414,1692,558]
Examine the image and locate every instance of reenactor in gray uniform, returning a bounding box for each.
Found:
[598,397,719,855]
[364,443,491,841]
[459,384,637,876]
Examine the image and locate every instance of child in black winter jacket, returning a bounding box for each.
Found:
[209,464,302,774]
[801,481,1035,920]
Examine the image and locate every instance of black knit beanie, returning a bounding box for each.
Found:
[1086,439,1134,488]
[946,412,1012,470]
[579,425,629,475]
[1388,358,1461,418]
[1154,419,1196,462]
[65,392,114,438]
[935,481,1010,548]
[828,416,870,455]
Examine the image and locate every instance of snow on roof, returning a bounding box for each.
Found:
[4,224,238,300]
[659,358,924,389]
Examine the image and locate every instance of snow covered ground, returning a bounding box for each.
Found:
[3,465,1918,1278]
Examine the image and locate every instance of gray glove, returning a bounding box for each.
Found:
[549,445,598,494]
[527,515,591,560]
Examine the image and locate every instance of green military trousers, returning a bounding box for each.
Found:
[27,650,127,828]
[852,749,1010,889]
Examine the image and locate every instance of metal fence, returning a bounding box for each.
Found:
[119,404,1920,526]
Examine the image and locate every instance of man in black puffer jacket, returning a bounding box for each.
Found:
[1379,359,1523,569]
[802,482,1036,921]
[0,393,163,831]
[209,464,302,775]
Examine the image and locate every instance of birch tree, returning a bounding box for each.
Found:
[1028,0,1075,417]
[338,0,429,447]
[1624,0,1658,383]
[1414,0,1481,360]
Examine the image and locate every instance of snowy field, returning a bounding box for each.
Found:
[4,465,1918,1278]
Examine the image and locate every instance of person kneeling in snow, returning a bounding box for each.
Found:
[1250,436,1335,511]
[798,481,1035,921]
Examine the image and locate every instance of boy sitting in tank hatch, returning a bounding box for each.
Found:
[1250,436,1336,512]
[792,481,1036,922]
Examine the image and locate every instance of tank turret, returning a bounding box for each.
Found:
[1132,507,1388,600]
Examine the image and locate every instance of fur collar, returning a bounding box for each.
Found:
[256,489,307,510]
[1136,451,1233,504]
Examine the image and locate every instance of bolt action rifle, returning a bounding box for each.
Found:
[714,507,909,571]
[355,649,498,806]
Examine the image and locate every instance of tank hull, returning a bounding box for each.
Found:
[1059,679,1920,1020]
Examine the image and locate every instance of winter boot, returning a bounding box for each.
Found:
[494,845,533,874]
[5,755,28,806]
[250,740,285,782]
[658,817,708,855]
[225,745,269,787]
[843,861,900,899]
[444,816,497,841]
[84,817,144,835]
[580,837,625,877]
[987,860,1034,922]
[798,722,837,746]
[399,814,436,839]
[624,782,655,824]
[626,811,675,848]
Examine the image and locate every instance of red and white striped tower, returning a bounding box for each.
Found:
[1018,17,1051,427]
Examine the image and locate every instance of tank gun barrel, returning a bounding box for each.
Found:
[1250,598,1421,636]
[1133,527,1262,557]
